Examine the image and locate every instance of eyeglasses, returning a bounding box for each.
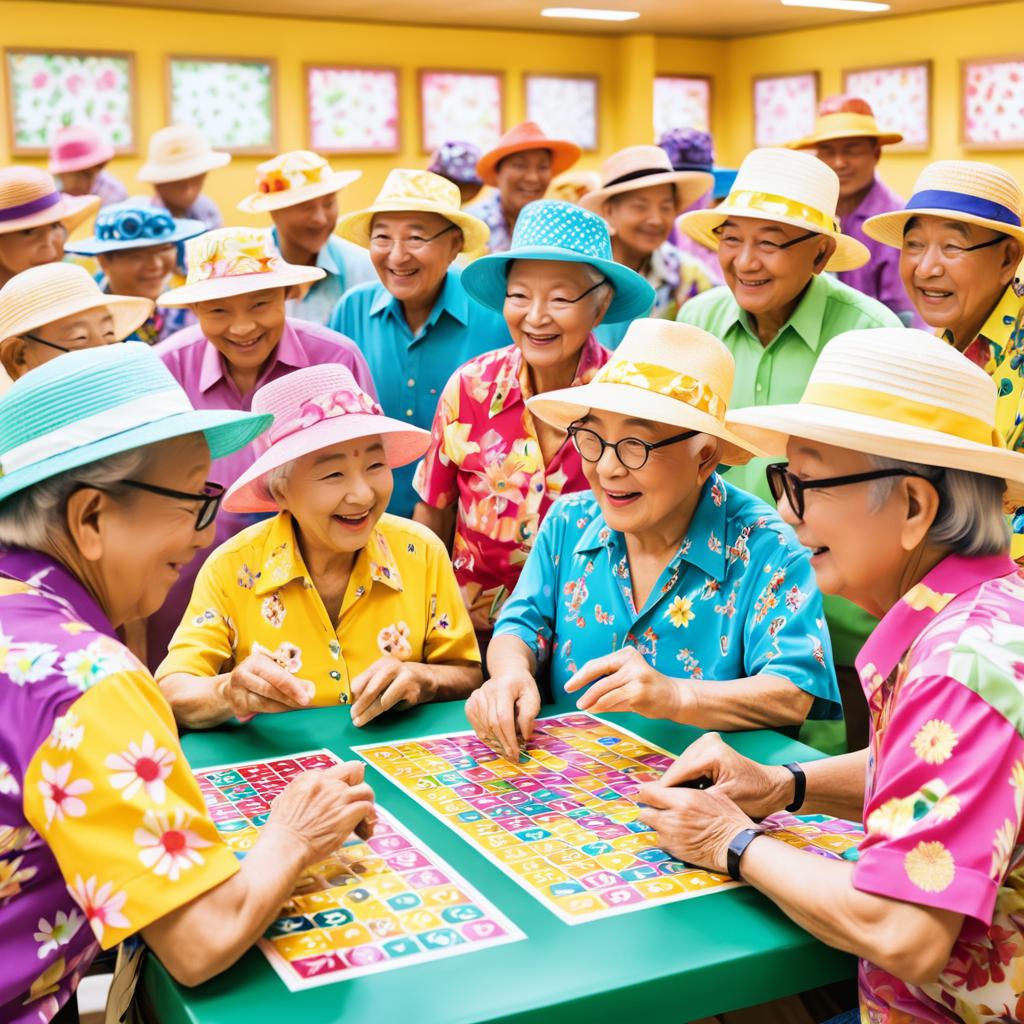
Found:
[714,229,819,256]
[765,462,942,520]
[505,277,609,311]
[369,224,456,252]
[567,423,697,470]
[902,232,1008,259]
[120,479,225,531]
[22,331,122,354]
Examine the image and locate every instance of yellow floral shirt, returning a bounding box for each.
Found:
[157,512,480,706]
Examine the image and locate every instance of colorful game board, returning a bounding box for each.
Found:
[353,714,863,925]
[193,750,524,990]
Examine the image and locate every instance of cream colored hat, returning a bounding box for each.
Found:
[0,262,152,343]
[157,227,324,307]
[0,167,99,236]
[527,318,766,466]
[237,150,362,214]
[137,125,231,185]
[863,160,1024,249]
[727,328,1024,504]
[581,145,713,215]
[337,169,490,254]
[678,147,870,272]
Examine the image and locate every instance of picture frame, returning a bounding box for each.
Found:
[961,56,1024,149]
[418,69,504,154]
[843,62,931,151]
[305,65,401,154]
[524,73,599,151]
[752,71,819,147]
[653,75,712,137]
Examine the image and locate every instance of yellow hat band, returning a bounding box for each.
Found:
[813,112,886,137]
[593,359,727,422]
[721,190,837,233]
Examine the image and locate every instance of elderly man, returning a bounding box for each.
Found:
[330,169,509,517]
[789,95,920,326]
[676,146,902,752]
[238,149,376,325]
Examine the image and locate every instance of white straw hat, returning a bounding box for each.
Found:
[727,328,1024,504]
[581,145,713,215]
[678,147,870,272]
[137,125,231,185]
[237,150,362,214]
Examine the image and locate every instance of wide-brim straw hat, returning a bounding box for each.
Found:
[137,125,231,185]
[0,167,99,236]
[338,169,489,254]
[863,160,1024,249]
[787,109,903,149]
[225,364,430,513]
[0,263,152,344]
[49,127,116,175]
[158,227,324,307]
[0,343,270,504]
[476,121,581,187]
[237,150,362,214]
[527,318,766,466]
[581,145,713,215]
[727,327,1024,504]
[460,199,655,324]
[64,200,206,256]
[678,147,870,272]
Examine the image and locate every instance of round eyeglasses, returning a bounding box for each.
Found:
[567,423,697,470]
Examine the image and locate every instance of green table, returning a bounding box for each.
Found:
[141,703,855,1023]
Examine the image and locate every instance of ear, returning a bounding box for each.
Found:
[444,227,464,262]
[282,285,302,301]
[590,283,615,327]
[0,337,28,379]
[64,487,110,564]
[899,476,942,552]
[695,435,724,486]
[96,253,112,272]
[811,236,837,274]
[998,239,1023,287]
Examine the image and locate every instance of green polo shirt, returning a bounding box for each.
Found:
[677,272,902,668]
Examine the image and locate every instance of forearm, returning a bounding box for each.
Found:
[677,675,813,731]
[413,501,456,550]
[159,671,234,729]
[486,634,537,679]
[801,749,867,820]
[418,662,483,703]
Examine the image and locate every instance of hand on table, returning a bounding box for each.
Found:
[223,653,315,720]
[564,646,687,720]
[464,671,540,762]
[350,657,434,728]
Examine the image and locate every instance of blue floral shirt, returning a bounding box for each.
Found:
[493,475,840,719]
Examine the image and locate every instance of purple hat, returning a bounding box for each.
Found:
[428,140,484,186]
[657,129,737,199]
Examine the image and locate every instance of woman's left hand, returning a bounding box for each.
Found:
[350,658,434,728]
[564,646,688,719]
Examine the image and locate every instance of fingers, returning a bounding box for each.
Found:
[563,647,634,693]
[491,684,522,763]
[350,661,402,724]
[658,732,728,789]
[227,685,301,718]
[232,657,314,710]
[516,684,541,743]
[636,782,680,810]
[573,669,628,711]
[322,761,365,786]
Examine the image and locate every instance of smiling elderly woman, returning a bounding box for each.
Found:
[0,345,376,1022]
[637,328,1024,1024]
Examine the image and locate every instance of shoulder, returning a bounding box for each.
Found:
[675,285,734,327]
[377,514,451,559]
[455,343,516,383]
[820,273,903,327]
[335,280,384,315]
[202,516,279,572]
[544,492,604,536]
[286,317,363,356]
[152,322,207,359]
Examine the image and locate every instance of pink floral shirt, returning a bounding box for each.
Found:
[853,553,1024,1023]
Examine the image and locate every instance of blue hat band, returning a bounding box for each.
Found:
[906,189,1022,228]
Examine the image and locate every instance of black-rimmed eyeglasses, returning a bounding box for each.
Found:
[22,331,123,354]
[120,480,225,531]
[567,423,697,470]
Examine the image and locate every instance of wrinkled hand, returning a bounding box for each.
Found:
[350,657,433,728]
[224,653,315,720]
[464,672,540,762]
[564,646,686,720]
[264,761,376,866]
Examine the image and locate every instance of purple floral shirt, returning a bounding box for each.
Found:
[464,192,511,253]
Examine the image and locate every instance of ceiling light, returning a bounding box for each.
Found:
[541,7,641,21]
[781,0,890,10]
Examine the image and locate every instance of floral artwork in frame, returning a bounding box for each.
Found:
[843,63,931,151]
[419,70,503,153]
[524,74,598,151]
[962,57,1024,149]
[168,56,276,154]
[4,49,136,155]
[306,66,400,154]
[753,72,819,147]
[653,76,711,137]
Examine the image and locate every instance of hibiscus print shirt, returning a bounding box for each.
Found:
[492,476,839,717]
[0,548,238,1023]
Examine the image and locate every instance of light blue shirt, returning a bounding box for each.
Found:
[329,266,511,517]
[494,476,840,720]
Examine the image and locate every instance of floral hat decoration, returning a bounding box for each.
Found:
[237,150,362,214]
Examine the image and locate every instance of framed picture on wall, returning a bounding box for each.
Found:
[418,69,503,153]
[752,71,819,147]
[653,75,711,137]
[306,65,400,154]
[843,62,931,151]
[524,73,598,151]
[4,48,136,155]
[168,56,277,154]
[962,56,1024,149]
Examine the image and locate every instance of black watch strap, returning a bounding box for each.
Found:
[727,827,763,882]
[784,762,806,813]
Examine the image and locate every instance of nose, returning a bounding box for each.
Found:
[523,295,553,325]
[194,519,217,547]
[733,240,764,272]
[342,472,376,507]
[914,243,945,279]
[226,318,258,337]
[595,442,625,477]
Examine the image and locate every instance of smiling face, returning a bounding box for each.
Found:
[60,164,104,197]
[270,192,339,261]
[369,211,461,308]
[154,174,206,216]
[604,184,677,258]
[98,243,177,301]
[191,287,289,377]
[808,137,880,201]
[1,305,118,381]
[495,149,553,219]
[0,222,67,282]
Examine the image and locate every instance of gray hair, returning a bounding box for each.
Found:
[868,453,1009,556]
[0,448,153,550]
[265,460,295,504]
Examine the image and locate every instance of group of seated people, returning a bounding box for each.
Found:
[1,91,1024,1024]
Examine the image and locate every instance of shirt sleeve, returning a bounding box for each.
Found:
[413,367,463,509]
[422,538,480,666]
[22,670,238,949]
[853,671,1024,926]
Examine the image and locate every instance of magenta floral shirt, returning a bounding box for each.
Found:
[853,553,1024,1022]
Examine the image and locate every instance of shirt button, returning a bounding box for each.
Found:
[330,670,341,681]
[407,378,415,387]
[755,383,764,393]
[406,409,414,417]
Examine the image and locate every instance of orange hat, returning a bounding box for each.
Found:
[787,95,903,149]
[475,121,581,187]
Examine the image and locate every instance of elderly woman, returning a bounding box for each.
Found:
[49,126,128,208]
[0,344,376,1022]
[642,327,1024,1023]
[157,363,481,731]
[413,199,653,647]
[466,317,840,761]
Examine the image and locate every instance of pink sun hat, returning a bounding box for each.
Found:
[224,364,430,514]
[48,127,116,175]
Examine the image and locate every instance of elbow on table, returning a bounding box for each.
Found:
[873,927,955,988]
[159,938,239,989]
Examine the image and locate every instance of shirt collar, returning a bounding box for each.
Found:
[270,227,341,275]
[198,321,302,393]
[368,269,469,332]
[978,281,1024,353]
[493,333,606,417]
[730,274,828,352]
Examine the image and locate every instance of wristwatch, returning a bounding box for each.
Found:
[727,827,763,882]
[784,762,806,813]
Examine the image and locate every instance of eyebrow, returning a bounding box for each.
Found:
[61,315,115,332]
[718,219,788,237]
[904,217,973,241]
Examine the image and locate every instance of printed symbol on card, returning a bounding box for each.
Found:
[386,893,422,912]
[441,904,484,924]
[419,928,465,950]
[383,937,421,958]
[312,909,353,928]
[266,915,313,937]
[346,945,386,966]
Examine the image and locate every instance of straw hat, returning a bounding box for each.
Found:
[678,148,870,272]
[0,167,99,236]
[548,170,601,205]
[337,170,490,254]
[527,318,766,466]
[0,263,152,344]
[224,364,430,514]
[863,160,1024,249]
[476,121,581,187]
[137,125,231,185]
[48,127,115,175]
[581,145,713,215]
[727,328,1024,504]
[64,200,205,256]
[237,150,362,214]
[0,343,270,503]
[157,227,324,307]
[787,95,903,150]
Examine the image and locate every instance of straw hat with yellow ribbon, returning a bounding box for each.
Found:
[786,95,903,150]
[726,328,1024,504]
[237,150,362,214]
[0,167,99,236]
[526,318,766,466]
[678,147,870,273]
